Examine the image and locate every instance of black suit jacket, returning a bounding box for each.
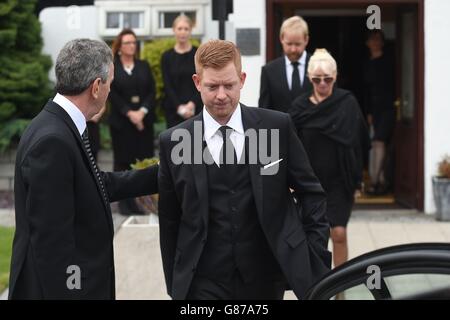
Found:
[259,54,312,112]
[9,100,158,299]
[158,104,331,300]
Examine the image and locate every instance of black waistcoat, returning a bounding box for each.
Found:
[196,146,283,283]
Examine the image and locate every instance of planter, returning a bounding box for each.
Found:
[432,177,450,221]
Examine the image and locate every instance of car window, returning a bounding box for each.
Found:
[332,284,375,300]
[384,273,450,299]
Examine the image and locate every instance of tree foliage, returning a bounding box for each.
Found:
[0,0,52,153]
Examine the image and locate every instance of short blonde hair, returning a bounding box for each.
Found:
[307,48,338,76]
[172,14,193,29]
[194,39,242,76]
[280,16,309,39]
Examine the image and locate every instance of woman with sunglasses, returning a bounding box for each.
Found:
[289,49,369,270]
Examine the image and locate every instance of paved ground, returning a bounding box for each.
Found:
[113,209,450,300]
[2,208,450,300]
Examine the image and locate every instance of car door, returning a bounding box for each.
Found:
[305,243,450,300]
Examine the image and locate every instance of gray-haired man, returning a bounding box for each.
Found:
[9,39,158,299]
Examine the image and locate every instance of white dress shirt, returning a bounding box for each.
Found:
[203,103,245,167]
[285,51,307,89]
[53,93,87,137]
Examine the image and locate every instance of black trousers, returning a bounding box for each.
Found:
[186,271,285,300]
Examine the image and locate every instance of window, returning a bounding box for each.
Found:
[152,5,204,36]
[99,7,150,37]
[98,4,204,38]
[106,11,143,29]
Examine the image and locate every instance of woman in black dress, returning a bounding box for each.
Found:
[161,15,202,128]
[363,30,395,194]
[289,49,369,268]
[109,28,156,215]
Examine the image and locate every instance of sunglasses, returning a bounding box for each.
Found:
[310,76,334,85]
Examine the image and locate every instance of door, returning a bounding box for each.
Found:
[394,7,419,208]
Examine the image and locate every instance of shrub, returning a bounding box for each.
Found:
[438,155,450,179]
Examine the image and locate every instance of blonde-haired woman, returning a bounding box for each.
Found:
[161,15,202,128]
[289,49,369,269]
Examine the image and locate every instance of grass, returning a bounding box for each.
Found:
[0,226,14,293]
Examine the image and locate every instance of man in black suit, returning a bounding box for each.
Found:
[9,39,158,299]
[259,16,312,112]
[158,40,330,300]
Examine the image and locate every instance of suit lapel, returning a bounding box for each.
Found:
[45,100,114,235]
[241,105,264,218]
[278,58,291,98]
[188,112,210,228]
[302,52,311,89]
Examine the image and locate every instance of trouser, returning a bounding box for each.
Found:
[186,271,286,300]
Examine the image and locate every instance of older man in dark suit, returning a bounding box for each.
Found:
[259,16,313,112]
[9,39,158,299]
[158,39,330,300]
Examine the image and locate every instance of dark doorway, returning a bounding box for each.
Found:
[266,0,424,210]
[302,16,368,112]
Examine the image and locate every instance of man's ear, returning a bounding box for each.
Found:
[304,35,310,46]
[239,72,246,89]
[91,78,101,99]
[192,74,201,92]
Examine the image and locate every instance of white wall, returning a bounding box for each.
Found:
[228,0,266,107]
[39,6,100,82]
[424,0,450,213]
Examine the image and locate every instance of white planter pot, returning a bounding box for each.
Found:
[432,177,450,221]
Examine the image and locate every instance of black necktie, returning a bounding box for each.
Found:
[291,61,301,98]
[82,128,108,203]
[218,126,237,169]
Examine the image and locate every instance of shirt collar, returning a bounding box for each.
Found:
[203,103,245,140]
[285,51,307,67]
[53,93,87,136]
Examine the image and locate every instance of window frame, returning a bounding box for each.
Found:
[99,7,151,37]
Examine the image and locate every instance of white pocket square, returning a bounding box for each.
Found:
[263,159,283,170]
